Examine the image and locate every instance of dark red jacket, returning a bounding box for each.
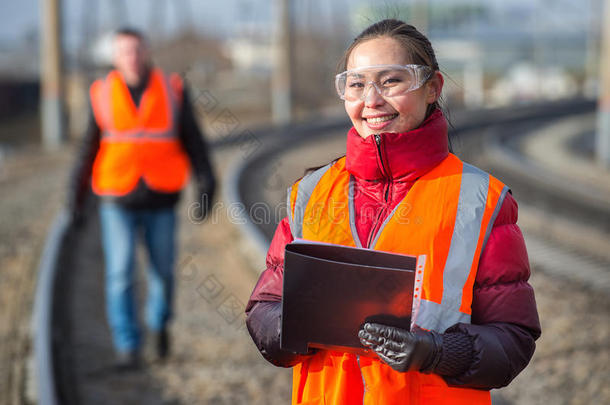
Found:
[246,110,541,389]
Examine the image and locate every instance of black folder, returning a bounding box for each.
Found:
[281,240,419,356]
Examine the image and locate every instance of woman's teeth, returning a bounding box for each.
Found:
[366,114,398,124]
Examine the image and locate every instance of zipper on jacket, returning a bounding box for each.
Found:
[374,135,389,178]
[367,135,392,248]
[374,135,391,200]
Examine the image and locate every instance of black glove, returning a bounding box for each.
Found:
[358,322,443,373]
[190,188,213,223]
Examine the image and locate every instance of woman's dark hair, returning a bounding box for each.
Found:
[338,19,443,120]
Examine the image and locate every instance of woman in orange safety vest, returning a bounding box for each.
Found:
[246,20,540,404]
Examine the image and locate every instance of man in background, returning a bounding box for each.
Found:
[68,27,215,370]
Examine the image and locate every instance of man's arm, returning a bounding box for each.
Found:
[67,103,100,219]
[177,87,216,217]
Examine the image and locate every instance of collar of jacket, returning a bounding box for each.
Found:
[345,109,449,182]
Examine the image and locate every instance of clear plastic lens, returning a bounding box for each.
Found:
[335,64,432,101]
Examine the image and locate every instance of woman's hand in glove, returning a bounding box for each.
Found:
[358,322,443,373]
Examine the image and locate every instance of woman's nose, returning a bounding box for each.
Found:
[363,82,385,107]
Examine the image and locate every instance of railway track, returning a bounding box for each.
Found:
[236,99,610,291]
[33,98,608,404]
[236,99,604,242]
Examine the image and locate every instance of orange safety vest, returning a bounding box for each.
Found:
[90,68,190,196]
[286,153,508,405]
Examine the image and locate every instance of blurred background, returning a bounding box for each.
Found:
[2,0,608,145]
[0,0,608,404]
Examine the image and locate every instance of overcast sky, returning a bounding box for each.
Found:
[0,0,594,50]
[1,0,273,48]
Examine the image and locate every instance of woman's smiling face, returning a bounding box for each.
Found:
[344,36,442,139]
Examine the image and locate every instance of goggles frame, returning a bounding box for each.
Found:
[335,64,433,101]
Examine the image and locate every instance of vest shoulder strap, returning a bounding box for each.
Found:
[458,160,510,253]
[287,158,345,239]
[89,78,109,130]
[154,69,182,127]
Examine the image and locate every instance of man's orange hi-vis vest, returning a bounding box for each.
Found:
[286,153,508,405]
[90,68,190,196]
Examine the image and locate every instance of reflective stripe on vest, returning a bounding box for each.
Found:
[287,162,333,240]
[409,162,509,331]
[287,154,506,405]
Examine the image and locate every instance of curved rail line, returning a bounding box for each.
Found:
[232,99,602,244]
[33,98,605,404]
[33,210,70,405]
[230,99,610,293]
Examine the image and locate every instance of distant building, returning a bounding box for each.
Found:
[223,35,274,74]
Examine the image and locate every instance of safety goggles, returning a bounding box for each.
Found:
[335,64,433,101]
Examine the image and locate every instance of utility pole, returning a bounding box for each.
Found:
[40,0,66,150]
[585,0,601,98]
[597,0,610,168]
[272,0,293,125]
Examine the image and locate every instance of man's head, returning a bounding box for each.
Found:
[113,28,150,86]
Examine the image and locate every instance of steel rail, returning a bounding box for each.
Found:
[32,210,70,405]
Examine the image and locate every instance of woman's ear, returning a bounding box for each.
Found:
[425,71,444,104]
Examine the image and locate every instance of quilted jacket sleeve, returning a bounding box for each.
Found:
[246,218,313,367]
[443,192,541,388]
[246,217,293,310]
